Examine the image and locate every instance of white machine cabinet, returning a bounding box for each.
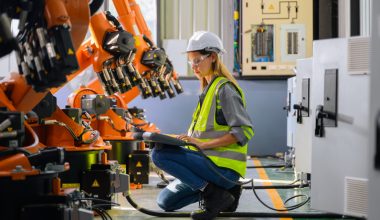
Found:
[294,58,312,175]
[286,76,297,149]
[368,1,380,219]
[310,38,369,218]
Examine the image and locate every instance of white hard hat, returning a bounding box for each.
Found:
[186,31,226,54]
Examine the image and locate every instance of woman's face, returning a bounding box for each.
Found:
[187,51,214,79]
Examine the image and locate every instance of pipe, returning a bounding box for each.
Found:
[243,183,310,190]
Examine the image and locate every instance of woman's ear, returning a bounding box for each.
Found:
[211,53,217,63]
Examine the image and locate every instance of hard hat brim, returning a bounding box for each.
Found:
[182,49,226,54]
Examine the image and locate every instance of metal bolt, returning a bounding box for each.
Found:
[14,165,24,172]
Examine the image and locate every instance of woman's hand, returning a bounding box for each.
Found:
[177,133,238,150]
[177,134,206,149]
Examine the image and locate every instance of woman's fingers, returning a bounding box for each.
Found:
[176,134,187,140]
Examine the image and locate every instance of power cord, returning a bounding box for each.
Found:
[72,197,120,220]
[250,180,310,211]
[137,132,311,212]
[188,142,310,211]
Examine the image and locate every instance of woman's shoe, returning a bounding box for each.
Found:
[191,183,234,220]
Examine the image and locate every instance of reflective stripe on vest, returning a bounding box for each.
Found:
[203,149,246,161]
[188,77,248,177]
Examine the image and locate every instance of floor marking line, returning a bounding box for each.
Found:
[253,158,292,220]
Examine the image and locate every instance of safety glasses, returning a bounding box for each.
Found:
[188,54,210,67]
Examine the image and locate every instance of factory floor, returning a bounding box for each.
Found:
[97,157,355,220]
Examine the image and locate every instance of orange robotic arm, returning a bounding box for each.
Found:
[53,0,183,104]
[1,0,90,113]
[0,0,93,173]
[128,0,184,95]
[113,0,184,98]
[87,10,155,98]
[128,0,153,41]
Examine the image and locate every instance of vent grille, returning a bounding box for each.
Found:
[344,177,368,217]
[347,37,370,74]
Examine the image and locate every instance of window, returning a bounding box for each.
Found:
[107,0,157,43]
[136,0,157,43]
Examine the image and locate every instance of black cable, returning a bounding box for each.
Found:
[241,178,306,190]
[125,194,190,217]
[102,208,112,220]
[99,210,107,220]
[142,35,155,48]
[139,133,309,210]
[183,142,311,211]
[250,180,310,211]
[247,164,286,169]
[95,207,111,220]
[131,133,360,218]
[16,147,32,156]
[73,198,120,206]
[125,193,358,219]
[89,0,104,16]
[92,203,120,209]
[93,208,103,220]
[189,144,278,187]
[284,194,309,205]
[242,183,309,190]
[131,122,149,127]
[251,155,284,159]
[93,208,107,220]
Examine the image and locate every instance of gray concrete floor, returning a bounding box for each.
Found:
[96,157,352,220]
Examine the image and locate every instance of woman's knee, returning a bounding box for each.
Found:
[156,188,176,211]
[156,179,198,211]
[157,198,173,211]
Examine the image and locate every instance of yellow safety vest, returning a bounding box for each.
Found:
[188,77,253,177]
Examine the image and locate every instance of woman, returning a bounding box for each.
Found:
[151,31,254,220]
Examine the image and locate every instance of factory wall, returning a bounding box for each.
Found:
[128,79,288,156]
[159,0,234,76]
[55,77,288,157]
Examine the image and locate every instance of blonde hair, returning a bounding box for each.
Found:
[200,53,239,90]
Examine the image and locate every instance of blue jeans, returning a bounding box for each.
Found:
[151,145,239,211]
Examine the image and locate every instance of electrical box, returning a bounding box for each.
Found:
[251,24,274,63]
[128,150,150,184]
[242,0,312,76]
[280,24,305,62]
